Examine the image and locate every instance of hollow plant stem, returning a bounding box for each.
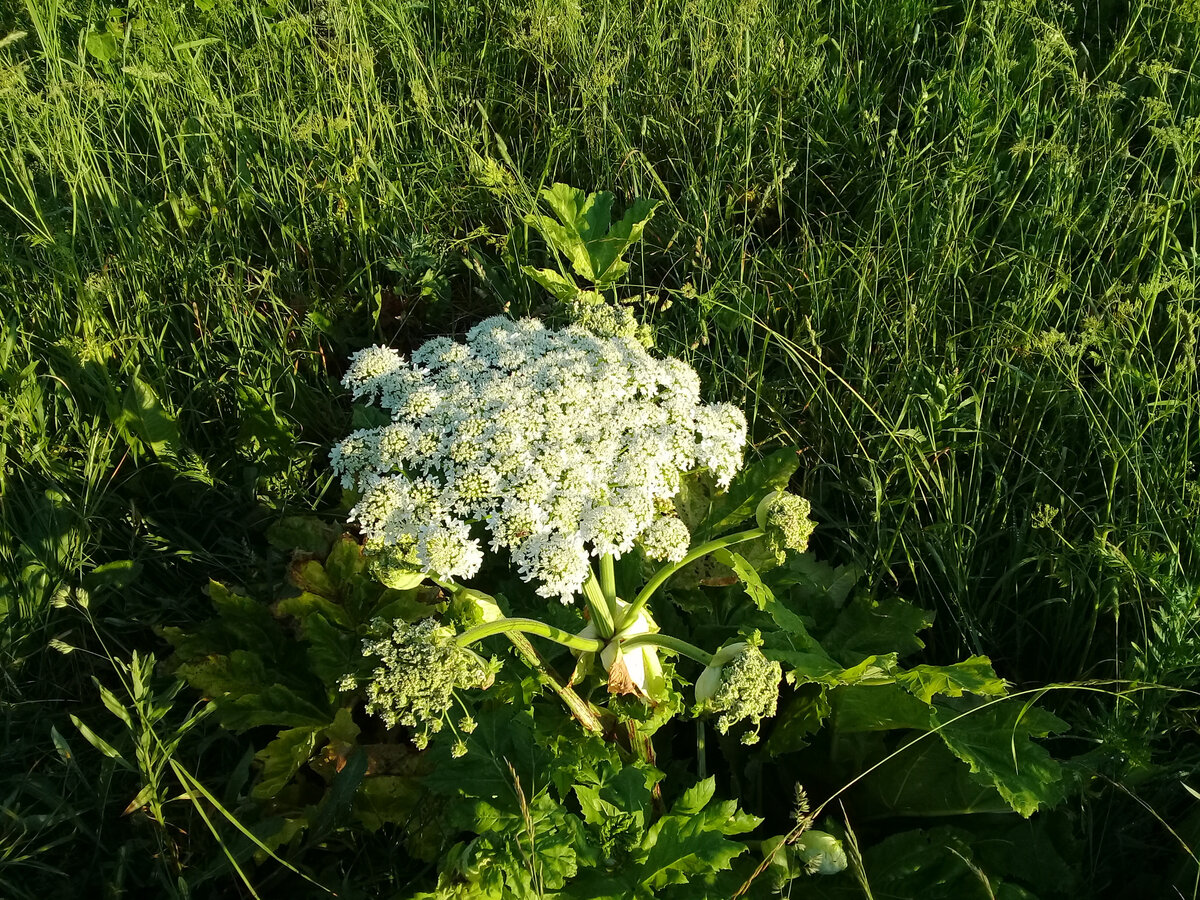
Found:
[617,632,714,666]
[457,617,605,654]
[583,566,617,638]
[599,553,617,605]
[620,527,765,630]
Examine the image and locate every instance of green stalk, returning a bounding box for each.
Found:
[617,633,714,666]
[620,527,765,629]
[457,617,605,654]
[582,566,617,638]
[599,553,617,605]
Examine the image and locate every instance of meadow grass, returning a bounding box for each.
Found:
[2,0,1199,894]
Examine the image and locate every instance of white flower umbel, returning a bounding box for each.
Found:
[332,317,747,602]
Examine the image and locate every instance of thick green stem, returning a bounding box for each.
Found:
[457,617,605,654]
[599,553,617,605]
[618,633,714,666]
[502,631,606,734]
[620,527,765,629]
[582,567,616,638]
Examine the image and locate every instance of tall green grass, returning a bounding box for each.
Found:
[2,0,1199,893]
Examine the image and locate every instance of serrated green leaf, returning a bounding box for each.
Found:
[288,558,338,598]
[822,595,933,664]
[673,777,717,816]
[274,590,350,628]
[850,735,1014,817]
[266,516,340,556]
[324,535,365,588]
[177,650,331,731]
[766,683,831,754]
[524,184,659,288]
[696,447,800,539]
[523,266,581,302]
[833,683,934,733]
[302,611,358,684]
[895,656,1008,704]
[713,549,773,611]
[253,726,320,799]
[933,698,1068,817]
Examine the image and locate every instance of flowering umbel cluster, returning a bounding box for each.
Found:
[694,640,783,744]
[757,492,817,564]
[362,618,490,748]
[331,317,747,601]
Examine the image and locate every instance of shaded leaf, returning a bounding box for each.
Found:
[933,697,1068,817]
[254,726,320,799]
[822,595,933,664]
[696,447,800,540]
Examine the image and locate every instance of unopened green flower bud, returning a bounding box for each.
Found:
[755,492,816,562]
[795,831,848,875]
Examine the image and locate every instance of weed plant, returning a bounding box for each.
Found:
[1,0,1199,895]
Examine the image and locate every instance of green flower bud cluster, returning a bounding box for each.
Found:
[756,492,816,563]
[694,639,782,744]
[363,618,490,748]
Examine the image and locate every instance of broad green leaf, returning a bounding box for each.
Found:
[822,595,933,664]
[301,611,359,684]
[177,650,331,731]
[636,782,759,890]
[673,776,717,815]
[933,697,1068,817]
[696,447,800,539]
[523,266,581,302]
[274,590,349,628]
[833,683,934,733]
[716,548,818,645]
[852,827,1012,900]
[253,726,320,799]
[113,375,181,458]
[85,29,117,62]
[324,535,365,588]
[524,184,659,287]
[766,683,831,754]
[895,656,1008,704]
[266,516,340,556]
[850,735,1014,818]
[288,558,338,598]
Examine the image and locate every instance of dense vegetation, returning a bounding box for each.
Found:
[2,0,1198,895]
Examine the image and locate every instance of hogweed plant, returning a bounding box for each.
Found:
[161,189,1075,897]
[330,315,809,747]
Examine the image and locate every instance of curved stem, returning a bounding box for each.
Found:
[618,633,714,666]
[457,617,605,654]
[620,527,765,630]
